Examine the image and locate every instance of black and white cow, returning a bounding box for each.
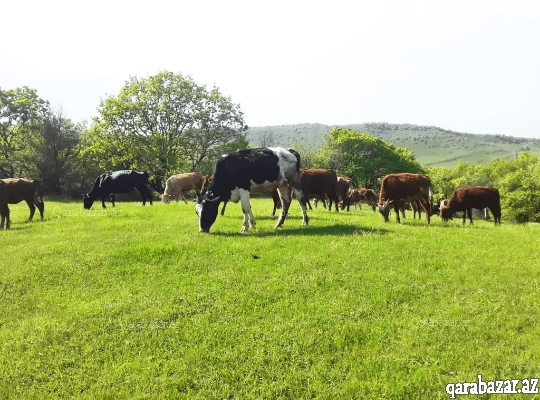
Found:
[83,170,156,209]
[195,147,309,233]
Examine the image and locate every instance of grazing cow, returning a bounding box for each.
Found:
[301,169,340,212]
[83,170,155,209]
[201,176,283,217]
[440,186,501,225]
[377,173,431,224]
[195,147,309,233]
[343,188,378,212]
[160,172,204,204]
[0,178,44,230]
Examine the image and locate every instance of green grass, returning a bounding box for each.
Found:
[1,198,540,399]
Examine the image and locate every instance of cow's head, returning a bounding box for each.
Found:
[195,192,221,232]
[377,199,394,222]
[82,193,94,210]
[160,193,172,204]
[440,199,452,221]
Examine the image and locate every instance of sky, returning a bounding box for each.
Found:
[3,0,540,138]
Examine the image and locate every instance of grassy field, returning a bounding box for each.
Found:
[1,197,540,399]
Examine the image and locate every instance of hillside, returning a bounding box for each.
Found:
[247,123,540,167]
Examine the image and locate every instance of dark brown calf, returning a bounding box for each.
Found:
[0,178,44,230]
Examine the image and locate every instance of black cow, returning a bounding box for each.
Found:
[195,147,309,233]
[83,170,156,209]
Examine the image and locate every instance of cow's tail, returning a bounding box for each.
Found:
[34,180,44,205]
[287,148,301,171]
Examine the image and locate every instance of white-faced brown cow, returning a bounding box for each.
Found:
[0,178,44,230]
[440,186,501,225]
[336,176,354,210]
[341,188,378,211]
[377,173,431,224]
[160,172,204,204]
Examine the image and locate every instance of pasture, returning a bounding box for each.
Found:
[1,198,539,399]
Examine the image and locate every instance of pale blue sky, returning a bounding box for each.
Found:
[3,0,539,138]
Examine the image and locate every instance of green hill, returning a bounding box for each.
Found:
[247,123,540,167]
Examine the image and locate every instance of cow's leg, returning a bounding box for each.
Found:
[306,199,313,211]
[286,186,308,228]
[418,200,430,224]
[3,205,10,229]
[36,200,44,220]
[101,196,107,208]
[394,203,401,223]
[238,189,254,233]
[25,199,36,221]
[333,194,340,213]
[137,186,152,206]
[220,201,227,216]
[275,186,291,228]
[180,191,188,204]
[0,204,6,230]
[271,190,281,216]
[467,208,474,224]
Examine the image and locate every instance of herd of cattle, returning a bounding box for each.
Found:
[0,147,502,231]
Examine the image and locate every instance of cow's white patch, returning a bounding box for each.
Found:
[267,147,297,183]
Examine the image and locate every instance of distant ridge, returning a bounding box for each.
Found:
[246,123,540,167]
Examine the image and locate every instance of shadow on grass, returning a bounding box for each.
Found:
[211,224,391,237]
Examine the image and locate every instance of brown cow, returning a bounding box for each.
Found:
[160,172,204,204]
[440,186,501,225]
[301,169,340,212]
[336,176,354,210]
[377,173,431,224]
[0,178,44,230]
[342,188,378,211]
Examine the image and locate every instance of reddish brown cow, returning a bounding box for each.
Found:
[301,169,340,212]
[377,173,431,224]
[0,178,44,230]
[160,172,204,204]
[440,186,501,225]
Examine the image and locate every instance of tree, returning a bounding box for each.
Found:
[314,127,423,188]
[0,86,49,177]
[35,108,82,194]
[85,71,248,185]
[258,131,275,147]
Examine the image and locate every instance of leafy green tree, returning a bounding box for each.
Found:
[85,71,247,185]
[0,86,49,177]
[314,127,423,188]
[425,167,457,199]
[197,135,251,175]
[34,109,82,194]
